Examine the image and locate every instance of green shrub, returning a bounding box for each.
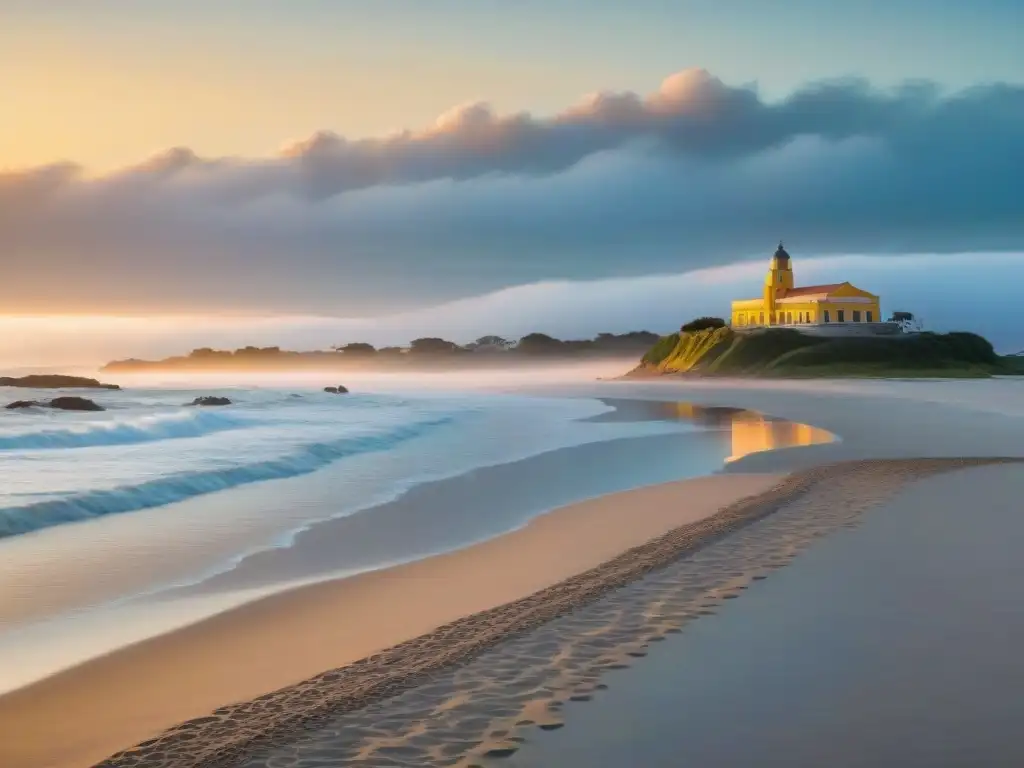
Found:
[681,316,727,333]
[940,332,997,364]
[768,332,997,372]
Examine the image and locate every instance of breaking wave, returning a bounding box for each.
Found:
[0,414,457,539]
[0,410,251,451]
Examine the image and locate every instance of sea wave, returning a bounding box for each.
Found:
[0,414,458,539]
[0,410,252,451]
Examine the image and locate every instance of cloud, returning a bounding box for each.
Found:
[1,69,1022,313]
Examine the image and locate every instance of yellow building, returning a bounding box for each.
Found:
[731,243,881,327]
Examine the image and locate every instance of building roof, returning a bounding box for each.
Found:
[769,242,791,271]
[780,283,845,298]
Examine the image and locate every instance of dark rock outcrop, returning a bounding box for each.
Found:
[0,375,120,390]
[48,396,105,411]
[6,397,105,411]
[187,396,232,407]
[324,387,338,394]
[324,385,349,394]
[5,400,41,410]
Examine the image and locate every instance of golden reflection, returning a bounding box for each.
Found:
[726,411,833,462]
[643,401,833,461]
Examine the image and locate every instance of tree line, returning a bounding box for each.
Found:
[184,331,661,360]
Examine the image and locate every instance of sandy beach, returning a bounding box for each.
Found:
[2,377,1024,768]
[0,472,781,768]
[502,461,1024,768]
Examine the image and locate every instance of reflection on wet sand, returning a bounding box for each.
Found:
[597,400,835,462]
[726,411,834,462]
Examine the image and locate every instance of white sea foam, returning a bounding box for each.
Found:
[0,409,250,451]
[0,413,458,538]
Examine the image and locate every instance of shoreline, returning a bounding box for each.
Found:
[0,472,782,768]
[0,404,786,694]
[5,459,1016,768]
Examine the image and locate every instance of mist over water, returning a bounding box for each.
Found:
[107,361,635,391]
[2,251,1022,374]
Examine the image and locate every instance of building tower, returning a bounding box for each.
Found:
[762,241,794,325]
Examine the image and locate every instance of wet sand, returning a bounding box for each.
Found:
[571,378,1024,473]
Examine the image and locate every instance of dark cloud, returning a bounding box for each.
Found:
[1,69,1022,313]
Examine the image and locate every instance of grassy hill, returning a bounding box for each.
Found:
[637,327,1020,378]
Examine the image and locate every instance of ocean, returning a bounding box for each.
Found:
[0,374,829,694]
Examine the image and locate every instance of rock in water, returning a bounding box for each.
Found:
[336,385,349,393]
[324,385,349,394]
[47,397,105,411]
[188,396,232,407]
[323,387,339,394]
[5,397,105,411]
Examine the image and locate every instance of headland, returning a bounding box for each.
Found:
[631,325,1023,378]
[632,242,1024,379]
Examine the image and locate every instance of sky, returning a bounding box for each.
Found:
[5,1,1023,170]
[1,0,1023,358]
